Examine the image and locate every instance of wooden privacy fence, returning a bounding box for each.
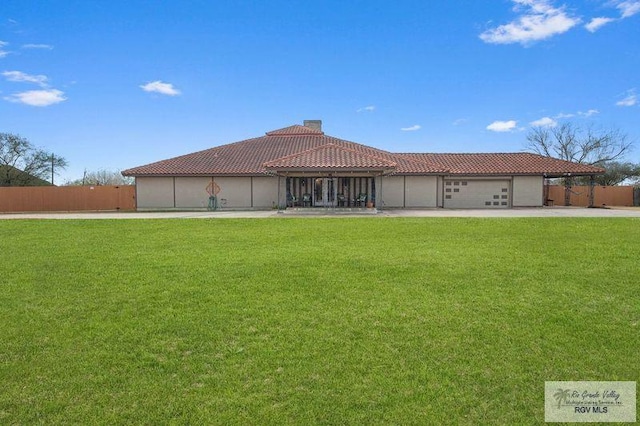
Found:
[0,185,136,213]
[547,185,635,207]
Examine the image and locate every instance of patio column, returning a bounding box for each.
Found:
[588,175,595,208]
[277,175,282,211]
[564,175,572,206]
[543,175,550,206]
[378,175,383,211]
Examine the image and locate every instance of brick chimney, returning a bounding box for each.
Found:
[303,120,322,131]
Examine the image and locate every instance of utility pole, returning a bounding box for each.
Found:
[45,152,68,186]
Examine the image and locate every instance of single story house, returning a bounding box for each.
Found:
[122,120,604,210]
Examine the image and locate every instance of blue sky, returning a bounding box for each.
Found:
[1,0,639,183]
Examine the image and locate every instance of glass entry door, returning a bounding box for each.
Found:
[313,178,336,207]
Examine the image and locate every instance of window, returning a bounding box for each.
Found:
[453,188,460,193]
[493,201,499,206]
[445,195,452,199]
[445,181,452,186]
[501,202,508,206]
[502,188,508,192]
[493,195,499,199]
[485,201,491,206]
[454,181,460,186]
[501,195,508,199]
[446,188,451,192]
[462,181,468,186]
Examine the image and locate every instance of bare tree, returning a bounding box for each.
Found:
[0,133,68,186]
[574,161,640,186]
[527,123,635,206]
[526,123,632,166]
[65,169,134,186]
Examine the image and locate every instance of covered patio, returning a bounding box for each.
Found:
[264,142,397,210]
[283,176,377,208]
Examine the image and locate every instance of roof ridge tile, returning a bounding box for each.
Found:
[265,124,324,136]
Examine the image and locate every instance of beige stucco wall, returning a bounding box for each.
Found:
[512,175,543,207]
[136,177,174,208]
[405,176,438,207]
[212,177,252,208]
[436,176,444,207]
[175,177,212,208]
[252,176,282,208]
[135,176,282,210]
[379,176,404,207]
[135,174,542,210]
[378,176,438,207]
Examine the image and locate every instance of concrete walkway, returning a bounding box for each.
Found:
[1,206,640,219]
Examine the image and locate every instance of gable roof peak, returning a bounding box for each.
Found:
[265,124,324,136]
[263,142,397,170]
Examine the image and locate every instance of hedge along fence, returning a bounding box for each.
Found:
[0,185,136,213]
[547,185,635,207]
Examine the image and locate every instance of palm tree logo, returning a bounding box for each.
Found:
[553,389,571,408]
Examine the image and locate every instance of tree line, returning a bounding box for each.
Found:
[0,133,68,186]
[1,132,132,186]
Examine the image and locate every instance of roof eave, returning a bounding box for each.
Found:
[265,167,397,173]
[388,171,448,176]
[124,172,273,178]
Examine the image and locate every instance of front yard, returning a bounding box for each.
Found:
[1,218,638,424]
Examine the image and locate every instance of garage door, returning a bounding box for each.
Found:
[443,179,510,208]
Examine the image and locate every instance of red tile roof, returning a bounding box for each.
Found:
[264,143,397,170]
[122,124,605,177]
[398,153,605,176]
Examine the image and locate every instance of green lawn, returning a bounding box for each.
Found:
[1,218,638,424]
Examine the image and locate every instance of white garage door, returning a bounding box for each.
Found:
[443,179,510,208]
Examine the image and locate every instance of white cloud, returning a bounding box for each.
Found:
[140,80,181,96]
[585,17,616,32]
[4,89,66,106]
[401,125,421,131]
[616,90,637,107]
[487,120,518,132]
[0,40,9,58]
[530,116,558,127]
[616,0,640,18]
[479,0,580,45]
[21,43,54,50]
[2,70,49,87]
[452,118,468,126]
[357,105,375,112]
[553,109,600,119]
[551,109,598,119]
[577,109,599,117]
[581,1,639,34]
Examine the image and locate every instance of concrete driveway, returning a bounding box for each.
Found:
[1,206,640,219]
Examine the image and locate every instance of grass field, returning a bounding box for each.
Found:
[1,218,638,424]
